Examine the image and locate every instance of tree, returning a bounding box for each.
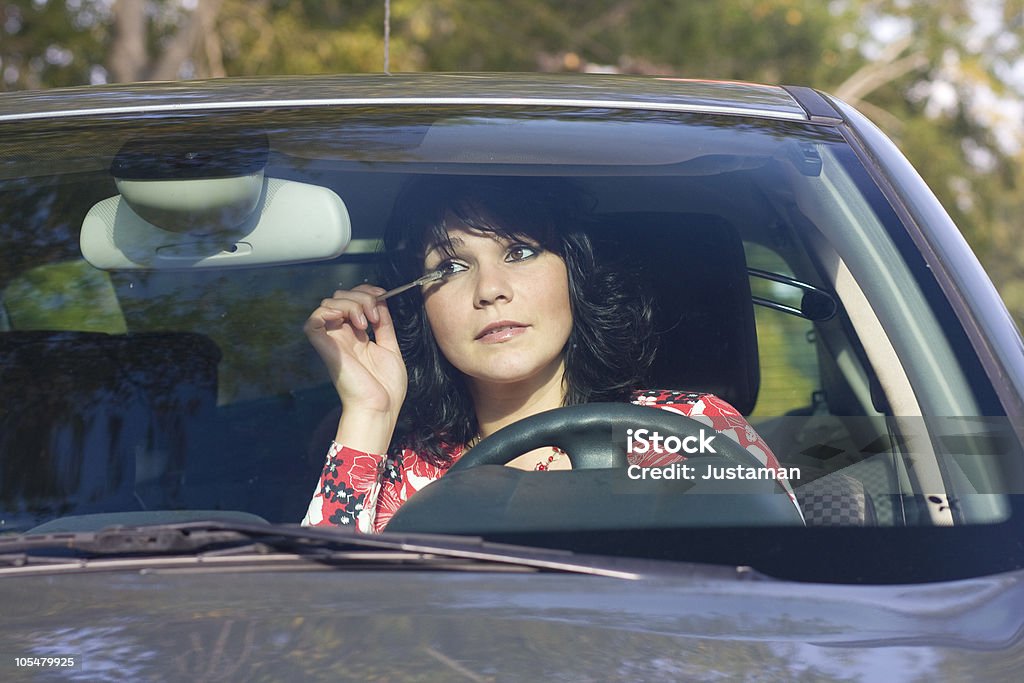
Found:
[107,0,225,82]
[828,1,1023,324]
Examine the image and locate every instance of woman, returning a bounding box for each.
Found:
[302,177,797,532]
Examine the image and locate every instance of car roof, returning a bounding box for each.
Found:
[0,72,811,123]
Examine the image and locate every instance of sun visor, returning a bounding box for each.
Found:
[80,134,350,270]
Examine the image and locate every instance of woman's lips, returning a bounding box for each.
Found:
[476,322,529,344]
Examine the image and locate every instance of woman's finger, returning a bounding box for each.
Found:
[370,301,400,354]
[317,298,374,330]
[351,284,387,322]
[322,285,386,325]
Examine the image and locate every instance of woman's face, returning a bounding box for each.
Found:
[421,217,573,392]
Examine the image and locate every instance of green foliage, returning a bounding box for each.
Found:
[620,0,846,84]
[752,307,818,417]
[4,259,127,333]
[215,0,398,74]
[746,243,819,417]
[1,0,111,88]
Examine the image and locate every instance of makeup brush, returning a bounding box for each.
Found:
[374,269,446,301]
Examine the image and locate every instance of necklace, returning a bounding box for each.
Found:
[534,447,564,471]
[464,436,565,470]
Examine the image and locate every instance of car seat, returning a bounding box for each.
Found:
[587,212,874,525]
[0,330,220,524]
[588,212,760,413]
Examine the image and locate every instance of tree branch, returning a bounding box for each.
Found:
[834,36,929,103]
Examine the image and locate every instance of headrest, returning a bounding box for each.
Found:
[588,212,759,414]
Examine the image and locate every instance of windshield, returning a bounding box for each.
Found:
[1,101,1021,583]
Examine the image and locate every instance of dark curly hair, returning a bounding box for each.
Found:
[381,176,655,466]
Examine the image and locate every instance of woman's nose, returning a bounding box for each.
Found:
[474,262,512,307]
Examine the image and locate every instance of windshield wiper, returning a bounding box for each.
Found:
[0,521,765,581]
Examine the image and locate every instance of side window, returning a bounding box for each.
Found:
[745,243,821,417]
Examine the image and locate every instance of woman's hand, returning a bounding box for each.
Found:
[304,284,407,453]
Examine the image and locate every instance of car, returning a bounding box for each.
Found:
[1,72,1023,680]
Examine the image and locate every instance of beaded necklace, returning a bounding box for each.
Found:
[464,436,565,471]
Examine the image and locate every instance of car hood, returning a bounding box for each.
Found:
[2,565,1022,681]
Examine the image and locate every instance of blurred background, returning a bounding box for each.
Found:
[1,0,1022,327]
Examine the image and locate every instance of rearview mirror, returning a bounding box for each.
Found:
[79,133,351,270]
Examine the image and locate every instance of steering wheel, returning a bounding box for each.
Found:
[448,403,769,472]
[385,402,803,533]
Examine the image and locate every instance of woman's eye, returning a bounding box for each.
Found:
[506,245,539,262]
[436,260,467,276]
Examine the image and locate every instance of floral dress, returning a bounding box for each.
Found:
[302,389,802,533]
